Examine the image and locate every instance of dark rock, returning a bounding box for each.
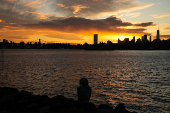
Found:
[94,108,118,113]
[2,87,18,94]
[19,90,32,97]
[27,103,39,110]
[0,87,18,98]
[31,95,48,105]
[0,110,8,113]
[62,107,76,113]
[0,87,138,113]
[39,106,50,113]
[67,98,76,107]
[50,95,69,111]
[98,104,113,109]
[76,100,89,108]
[24,110,39,113]
[52,95,67,102]
[115,103,134,113]
[95,104,115,113]
[1,95,15,102]
[17,99,30,105]
[76,102,96,113]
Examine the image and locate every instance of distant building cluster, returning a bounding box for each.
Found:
[0,39,43,49]
[117,29,161,44]
[0,39,72,49]
[0,29,170,50]
[92,29,170,50]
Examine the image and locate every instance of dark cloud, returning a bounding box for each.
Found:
[8,36,31,40]
[160,35,170,39]
[51,0,153,17]
[0,0,41,24]
[0,0,154,25]
[134,22,155,27]
[164,27,170,30]
[22,16,153,34]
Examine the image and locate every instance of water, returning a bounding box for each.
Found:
[0,49,170,112]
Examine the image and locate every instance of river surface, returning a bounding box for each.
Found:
[0,49,170,112]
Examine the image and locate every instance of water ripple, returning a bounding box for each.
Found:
[0,50,170,113]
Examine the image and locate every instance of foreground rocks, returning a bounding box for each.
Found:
[0,87,137,113]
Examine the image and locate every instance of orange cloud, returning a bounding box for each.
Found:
[126,12,141,18]
[44,31,84,40]
[151,14,170,18]
[0,19,5,23]
[20,0,46,9]
[4,0,16,3]
[53,0,154,18]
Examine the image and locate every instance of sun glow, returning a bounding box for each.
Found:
[118,36,127,40]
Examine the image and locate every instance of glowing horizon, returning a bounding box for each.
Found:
[0,0,170,44]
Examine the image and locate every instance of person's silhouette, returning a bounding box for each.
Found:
[77,78,91,102]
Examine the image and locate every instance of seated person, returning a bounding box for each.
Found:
[77,78,91,102]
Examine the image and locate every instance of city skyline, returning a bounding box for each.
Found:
[0,0,170,44]
[1,29,168,46]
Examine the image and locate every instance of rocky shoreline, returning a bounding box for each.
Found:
[0,87,137,113]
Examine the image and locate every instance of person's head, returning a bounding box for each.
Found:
[79,78,88,86]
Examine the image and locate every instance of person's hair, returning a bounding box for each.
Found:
[79,78,88,86]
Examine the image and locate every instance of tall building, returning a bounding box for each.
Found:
[132,36,135,43]
[142,36,144,42]
[157,29,160,40]
[38,39,41,45]
[94,34,98,44]
[3,39,8,43]
[144,35,147,42]
[150,36,152,42]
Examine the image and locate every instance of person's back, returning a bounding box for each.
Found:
[77,78,91,102]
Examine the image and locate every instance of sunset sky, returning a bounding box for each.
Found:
[0,0,170,44]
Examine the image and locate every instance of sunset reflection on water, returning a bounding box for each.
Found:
[0,49,170,112]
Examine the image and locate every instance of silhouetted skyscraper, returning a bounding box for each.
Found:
[150,36,152,42]
[132,36,135,43]
[157,29,160,40]
[144,35,147,42]
[38,39,41,45]
[142,36,144,42]
[94,34,98,44]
